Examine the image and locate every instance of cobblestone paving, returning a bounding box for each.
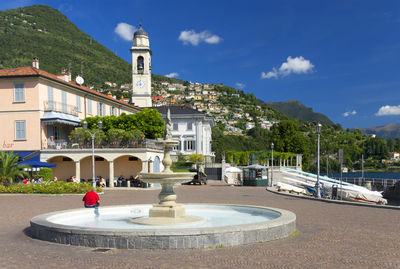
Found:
[0,181,399,269]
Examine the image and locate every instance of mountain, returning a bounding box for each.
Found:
[0,5,332,126]
[265,100,334,125]
[0,5,133,87]
[357,123,400,139]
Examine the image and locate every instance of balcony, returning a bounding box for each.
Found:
[43,101,78,117]
[42,138,162,150]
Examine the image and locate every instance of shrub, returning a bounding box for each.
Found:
[0,182,102,194]
[35,167,53,181]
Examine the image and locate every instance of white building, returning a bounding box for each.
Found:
[154,106,215,162]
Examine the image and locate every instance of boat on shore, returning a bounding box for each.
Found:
[278,168,387,205]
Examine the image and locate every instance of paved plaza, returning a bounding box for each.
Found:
[0,181,399,269]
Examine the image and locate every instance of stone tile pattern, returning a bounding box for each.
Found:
[1,181,399,268]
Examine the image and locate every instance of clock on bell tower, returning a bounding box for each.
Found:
[131,24,152,107]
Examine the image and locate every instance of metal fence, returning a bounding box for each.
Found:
[332,177,397,191]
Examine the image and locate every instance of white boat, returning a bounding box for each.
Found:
[279,168,387,205]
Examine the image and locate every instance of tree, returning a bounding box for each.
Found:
[187,153,205,163]
[0,151,29,184]
[84,108,165,139]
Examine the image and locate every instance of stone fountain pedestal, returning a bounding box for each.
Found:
[131,139,203,226]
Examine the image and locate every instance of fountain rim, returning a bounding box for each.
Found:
[30,203,296,236]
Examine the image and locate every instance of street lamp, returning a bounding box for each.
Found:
[83,120,103,190]
[270,142,274,187]
[316,122,322,198]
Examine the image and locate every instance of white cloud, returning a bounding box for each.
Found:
[343,110,357,117]
[261,69,278,79]
[261,56,314,79]
[235,82,245,89]
[178,30,222,46]
[165,72,179,78]
[114,22,136,41]
[375,105,400,116]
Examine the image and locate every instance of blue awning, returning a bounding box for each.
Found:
[19,160,56,168]
[10,151,56,168]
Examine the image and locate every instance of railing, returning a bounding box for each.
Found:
[42,139,162,150]
[43,101,79,116]
[331,177,397,191]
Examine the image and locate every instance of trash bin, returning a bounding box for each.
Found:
[332,184,338,200]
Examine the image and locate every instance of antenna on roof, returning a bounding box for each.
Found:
[75,75,84,86]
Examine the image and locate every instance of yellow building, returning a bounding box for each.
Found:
[0,59,163,186]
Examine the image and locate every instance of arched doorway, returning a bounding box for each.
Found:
[79,155,109,182]
[153,156,160,172]
[114,155,143,180]
[47,156,74,181]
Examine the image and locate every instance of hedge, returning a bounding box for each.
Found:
[0,182,102,194]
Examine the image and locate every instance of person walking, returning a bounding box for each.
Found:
[82,189,100,208]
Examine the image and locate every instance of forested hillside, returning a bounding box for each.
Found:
[0,5,132,88]
[266,100,334,126]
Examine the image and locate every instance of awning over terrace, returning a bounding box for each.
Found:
[41,111,81,126]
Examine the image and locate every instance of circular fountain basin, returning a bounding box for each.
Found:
[30,204,296,249]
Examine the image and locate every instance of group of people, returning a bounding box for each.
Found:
[22,176,43,184]
[115,175,143,187]
[22,176,58,184]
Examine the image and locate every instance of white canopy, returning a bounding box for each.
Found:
[225,167,242,173]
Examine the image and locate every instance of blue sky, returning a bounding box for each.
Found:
[1,0,400,129]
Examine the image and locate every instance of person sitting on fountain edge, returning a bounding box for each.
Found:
[82,189,100,208]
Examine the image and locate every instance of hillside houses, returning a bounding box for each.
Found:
[101,79,278,133]
[150,80,278,132]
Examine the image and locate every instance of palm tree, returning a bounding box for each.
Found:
[0,151,29,185]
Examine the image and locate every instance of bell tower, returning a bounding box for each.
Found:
[131,24,152,107]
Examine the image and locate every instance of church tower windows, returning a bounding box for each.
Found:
[131,24,152,107]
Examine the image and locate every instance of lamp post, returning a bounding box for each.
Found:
[316,123,322,198]
[83,120,102,190]
[270,142,274,187]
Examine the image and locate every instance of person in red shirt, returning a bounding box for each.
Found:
[82,190,100,208]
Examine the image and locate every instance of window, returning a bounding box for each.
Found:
[88,99,92,114]
[98,103,106,116]
[76,95,81,112]
[137,56,144,73]
[173,142,181,151]
[61,90,67,113]
[184,140,195,151]
[97,102,101,116]
[187,122,192,131]
[14,83,24,102]
[110,106,118,116]
[47,86,53,110]
[15,120,26,140]
[173,123,178,131]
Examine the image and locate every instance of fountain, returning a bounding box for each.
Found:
[132,109,202,226]
[29,109,296,249]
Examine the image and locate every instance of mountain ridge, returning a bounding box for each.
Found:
[265,100,334,126]
[357,123,400,139]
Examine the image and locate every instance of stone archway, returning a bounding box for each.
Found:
[47,156,75,181]
[113,155,143,181]
[79,155,109,182]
